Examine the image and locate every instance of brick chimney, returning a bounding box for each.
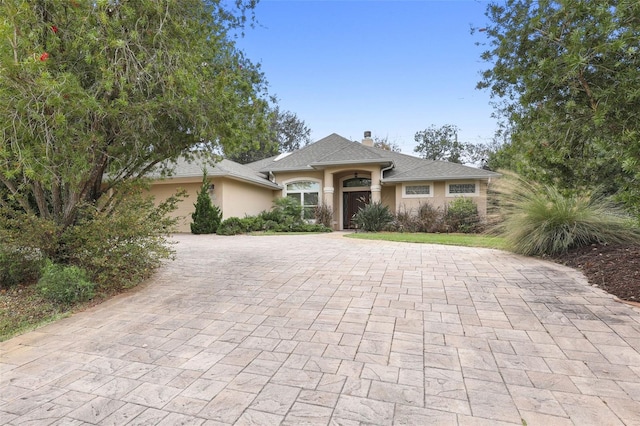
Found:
[362,130,373,147]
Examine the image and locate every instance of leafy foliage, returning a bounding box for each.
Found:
[414,124,482,164]
[491,173,640,256]
[217,217,248,235]
[1,184,181,290]
[272,197,304,223]
[225,105,312,164]
[0,0,266,285]
[0,246,45,288]
[478,0,640,215]
[445,198,481,233]
[353,202,394,232]
[37,261,95,305]
[62,189,180,289]
[191,171,222,234]
[216,197,332,235]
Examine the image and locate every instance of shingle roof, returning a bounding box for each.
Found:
[153,156,282,189]
[250,133,499,181]
[155,134,498,189]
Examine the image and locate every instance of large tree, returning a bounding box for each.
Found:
[414,124,479,164]
[225,103,311,164]
[478,0,640,213]
[0,0,269,230]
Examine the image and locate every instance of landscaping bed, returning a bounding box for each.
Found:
[553,243,640,304]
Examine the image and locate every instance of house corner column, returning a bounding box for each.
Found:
[371,168,382,203]
[371,184,381,203]
[323,169,334,208]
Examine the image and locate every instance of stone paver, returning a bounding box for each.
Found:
[2,233,640,425]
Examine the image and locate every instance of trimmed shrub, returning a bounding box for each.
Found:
[354,202,394,232]
[191,171,222,234]
[444,198,481,233]
[258,209,282,223]
[37,262,95,305]
[240,216,265,232]
[217,217,247,235]
[492,172,640,256]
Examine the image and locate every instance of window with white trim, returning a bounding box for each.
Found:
[402,183,433,198]
[285,181,320,220]
[446,182,478,196]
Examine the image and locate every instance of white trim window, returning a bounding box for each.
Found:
[284,180,320,220]
[446,181,479,197]
[402,183,433,198]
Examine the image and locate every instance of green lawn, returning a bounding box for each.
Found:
[345,232,506,249]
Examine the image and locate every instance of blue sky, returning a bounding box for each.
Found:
[236,0,497,153]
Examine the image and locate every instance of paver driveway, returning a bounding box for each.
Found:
[1,233,640,425]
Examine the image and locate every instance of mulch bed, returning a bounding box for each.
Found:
[553,244,640,303]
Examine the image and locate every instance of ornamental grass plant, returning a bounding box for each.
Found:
[491,172,640,256]
[353,201,394,232]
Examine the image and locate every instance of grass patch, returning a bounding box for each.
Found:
[345,232,506,249]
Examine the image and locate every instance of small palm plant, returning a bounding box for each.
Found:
[491,172,640,256]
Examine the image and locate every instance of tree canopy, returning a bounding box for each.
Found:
[0,0,269,229]
[414,124,480,164]
[478,0,640,214]
[373,135,401,152]
[224,104,311,164]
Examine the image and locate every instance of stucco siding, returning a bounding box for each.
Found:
[148,180,203,233]
[149,177,275,233]
[394,180,490,217]
[219,179,275,220]
[380,185,396,212]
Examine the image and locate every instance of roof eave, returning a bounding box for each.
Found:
[225,173,282,189]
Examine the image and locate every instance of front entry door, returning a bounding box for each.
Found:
[343,191,370,229]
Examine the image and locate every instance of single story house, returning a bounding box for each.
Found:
[149,132,500,232]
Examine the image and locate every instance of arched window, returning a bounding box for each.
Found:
[285,181,320,220]
[343,177,371,188]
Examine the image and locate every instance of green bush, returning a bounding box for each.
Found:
[354,202,394,232]
[258,209,282,223]
[216,198,332,235]
[191,171,222,234]
[272,197,303,223]
[37,262,95,305]
[0,246,45,288]
[445,198,481,233]
[241,216,265,232]
[217,217,247,235]
[492,172,640,256]
[1,183,180,291]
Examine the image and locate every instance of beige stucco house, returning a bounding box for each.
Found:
[149,132,500,232]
